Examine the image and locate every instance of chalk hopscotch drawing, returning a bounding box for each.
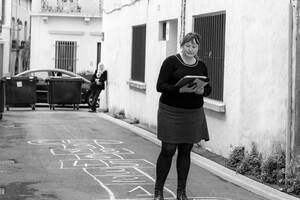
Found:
[28,139,232,200]
[28,139,175,200]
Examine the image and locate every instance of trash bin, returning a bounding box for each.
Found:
[47,77,82,110]
[0,79,5,119]
[4,76,37,111]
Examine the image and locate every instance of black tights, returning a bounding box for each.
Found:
[155,142,193,191]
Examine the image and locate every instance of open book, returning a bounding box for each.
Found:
[175,75,208,88]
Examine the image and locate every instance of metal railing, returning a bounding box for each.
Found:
[194,12,226,101]
[41,0,103,16]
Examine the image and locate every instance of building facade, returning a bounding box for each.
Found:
[102,0,294,161]
[30,0,103,74]
[0,0,31,77]
[10,0,32,75]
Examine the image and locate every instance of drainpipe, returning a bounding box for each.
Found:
[180,0,186,42]
[289,0,300,175]
[287,0,296,177]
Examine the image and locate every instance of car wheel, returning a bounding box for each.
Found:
[86,91,100,108]
[87,91,93,107]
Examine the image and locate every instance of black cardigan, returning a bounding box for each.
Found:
[156,54,211,109]
[91,70,107,90]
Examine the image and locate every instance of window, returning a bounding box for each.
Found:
[55,41,77,72]
[131,24,146,82]
[159,21,167,41]
[194,12,226,101]
[1,0,5,25]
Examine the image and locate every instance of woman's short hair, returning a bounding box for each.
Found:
[180,32,201,47]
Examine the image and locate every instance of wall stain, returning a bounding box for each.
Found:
[0,182,59,200]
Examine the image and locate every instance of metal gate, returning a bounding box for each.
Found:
[194,12,226,101]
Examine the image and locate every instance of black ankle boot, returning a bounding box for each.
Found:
[154,189,164,200]
[177,190,188,200]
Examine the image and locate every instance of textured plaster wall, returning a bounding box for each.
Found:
[186,0,290,157]
[103,0,181,127]
[103,0,291,157]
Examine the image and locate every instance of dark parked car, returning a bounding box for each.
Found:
[15,68,94,106]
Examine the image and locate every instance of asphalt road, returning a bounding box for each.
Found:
[0,108,268,200]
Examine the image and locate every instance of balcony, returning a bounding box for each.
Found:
[40,0,103,17]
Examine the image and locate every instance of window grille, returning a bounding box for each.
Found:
[1,0,5,25]
[194,12,226,101]
[131,24,146,82]
[55,41,77,72]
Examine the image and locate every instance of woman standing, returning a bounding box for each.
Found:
[89,62,107,112]
[154,32,211,200]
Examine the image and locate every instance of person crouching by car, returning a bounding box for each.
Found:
[89,62,107,112]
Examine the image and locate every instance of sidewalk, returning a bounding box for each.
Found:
[97,112,299,200]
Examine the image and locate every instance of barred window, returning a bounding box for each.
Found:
[55,41,77,72]
[131,24,146,82]
[194,12,226,101]
[1,0,5,25]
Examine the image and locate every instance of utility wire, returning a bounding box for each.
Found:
[104,0,142,14]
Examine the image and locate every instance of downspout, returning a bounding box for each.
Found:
[180,0,186,42]
[289,0,300,175]
[8,0,12,75]
[287,0,296,177]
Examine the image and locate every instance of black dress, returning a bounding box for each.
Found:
[156,54,211,143]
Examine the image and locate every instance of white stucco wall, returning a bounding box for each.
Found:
[0,0,31,76]
[103,0,181,127]
[0,0,12,76]
[184,0,290,156]
[103,0,291,157]
[30,0,103,73]
[30,15,102,73]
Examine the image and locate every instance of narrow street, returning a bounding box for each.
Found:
[0,108,268,200]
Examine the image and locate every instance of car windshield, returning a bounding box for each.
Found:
[17,70,90,83]
[50,71,73,78]
[59,72,73,78]
[24,71,49,79]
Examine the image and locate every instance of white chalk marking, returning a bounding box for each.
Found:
[73,160,78,167]
[62,125,71,134]
[50,148,56,155]
[134,167,176,198]
[94,139,123,145]
[95,143,105,149]
[84,153,124,160]
[129,186,152,196]
[112,176,144,183]
[104,183,153,186]
[83,167,116,200]
[142,159,156,167]
[59,160,64,169]
[113,153,125,159]
[27,139,63,146]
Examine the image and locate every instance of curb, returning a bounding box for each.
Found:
[97,113,299,200]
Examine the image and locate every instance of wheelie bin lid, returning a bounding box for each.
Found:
[46,77,84,82]
[3,76,37,82]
